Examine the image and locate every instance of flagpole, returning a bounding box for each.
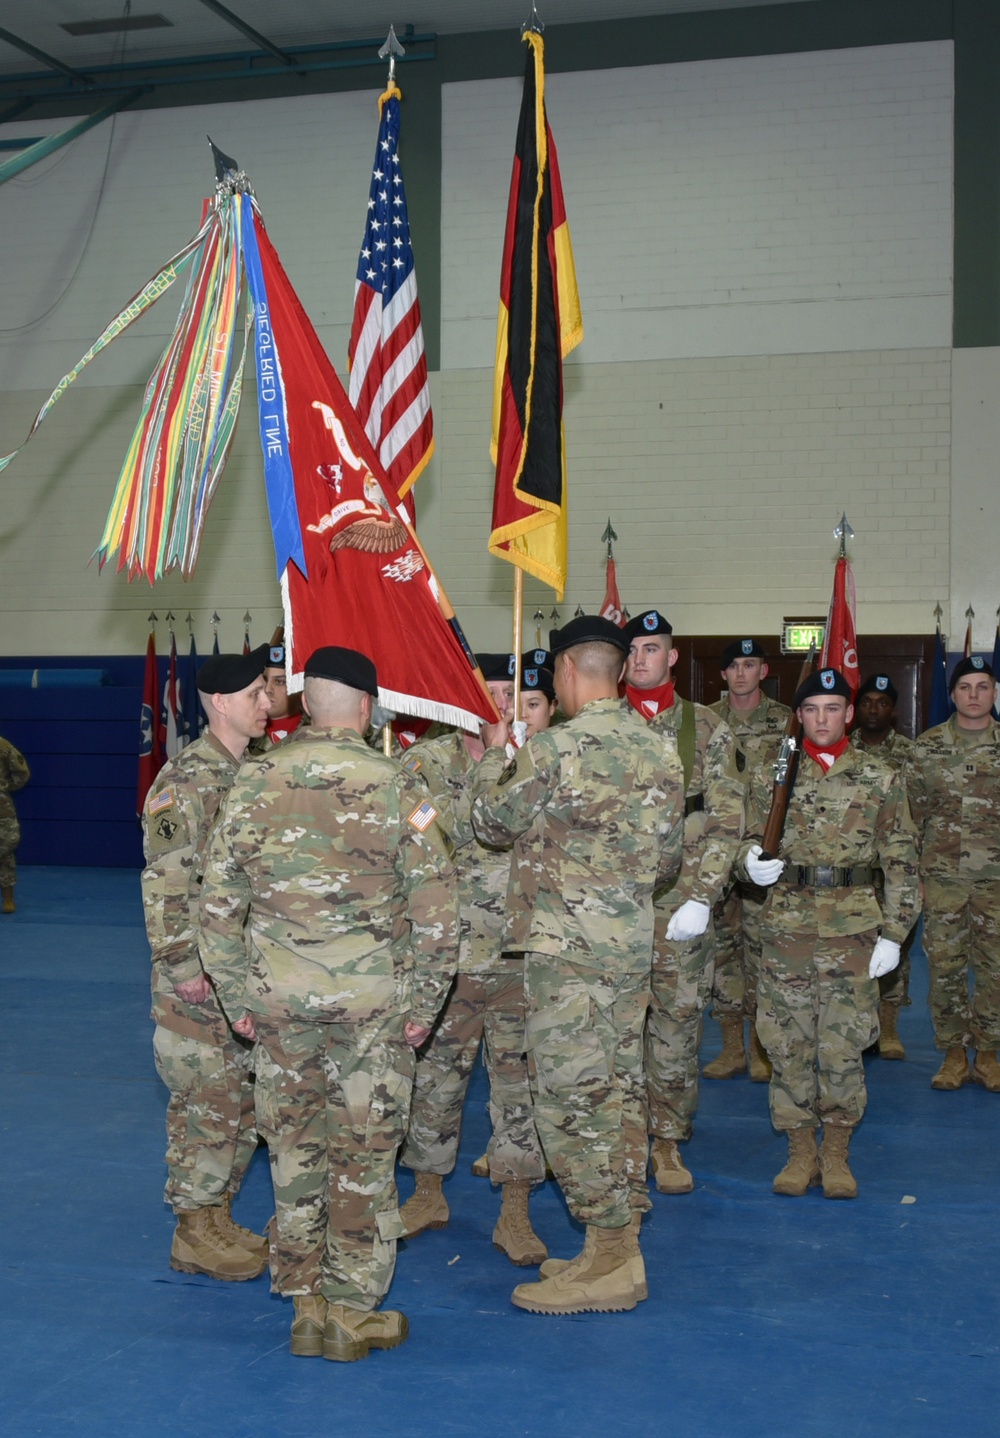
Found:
[512,568,524,721]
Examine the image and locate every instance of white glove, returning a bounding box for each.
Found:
[666,899,711,942]
[746,844,784,888]
[503,719,528,761]
[869,937,901,979]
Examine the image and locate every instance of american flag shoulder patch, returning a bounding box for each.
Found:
[407,800,438,833]
[148,788,174,815]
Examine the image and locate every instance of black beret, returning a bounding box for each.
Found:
[621,610,672,644]
[721,638,766,667]
[550,615,630,656]
[793,668,854,708]
[521,664,555,699]
[197,649,266,695]
[476,652,517,683]
[522,647,552,671]
[303,645,378,697]
[265,643,285,668]
[949,655,997,691]
[856,673,898,703]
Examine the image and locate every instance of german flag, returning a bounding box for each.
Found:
[489,29,582,599]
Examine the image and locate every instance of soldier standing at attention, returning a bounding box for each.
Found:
[622,610,743,1195]
[199,647,459,1362]
[705,639,790,1082]
[907,656,1000,1091]
[141,649,271,1281]
[0,730,30,914]
[261,641,304,745]
[471,616,685,1315]
[737,668,919,1199]
[851,673,917,1060]
[398,653,548,1268]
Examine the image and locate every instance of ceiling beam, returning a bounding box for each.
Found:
[0,87,145,186]
[0,24,93,85]
[194,0,296,67]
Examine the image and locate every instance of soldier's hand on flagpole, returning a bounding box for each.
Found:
[481,717,511,750]
[746,844,784,887]
[869,937,901,979]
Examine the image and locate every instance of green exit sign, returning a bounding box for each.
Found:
[782,622,825,654]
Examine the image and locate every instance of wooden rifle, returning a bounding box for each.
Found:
[759,644,816,861]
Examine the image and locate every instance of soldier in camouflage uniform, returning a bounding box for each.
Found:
[0,732,30,914]
[705,639,790,1082]
[471,616,685,1316]
[623,611,743,1195]
[199,647,459,1362]
[851,673,917,1059]
[398,654,548,1267]
[141,649,271,1282]
[907,655,1000,1092]
[737,668,919,1199]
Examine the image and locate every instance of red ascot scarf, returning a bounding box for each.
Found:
[803,735,849,772]
[626,680,675,720]
[266,713,303,744]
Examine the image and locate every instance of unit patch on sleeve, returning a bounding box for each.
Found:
[155,816,179,842]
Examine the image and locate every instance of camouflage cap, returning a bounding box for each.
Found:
[794,667,853,707]
[197,647,267,695]
[550,615,629,656]
[856,673,898,703]
[949,655,997,691]
[304,646,378,697]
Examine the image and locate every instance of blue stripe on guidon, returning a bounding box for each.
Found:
[241,198,307,581]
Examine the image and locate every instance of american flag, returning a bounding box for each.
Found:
[348,87,433,502]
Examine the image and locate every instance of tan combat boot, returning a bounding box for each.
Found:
[323,1304,409,1362]
[748,1024,772,1083]
[290,1295,327,1357]
[819,1125,858,1199]
[212,1195,270,1262]
[773,1128,821,1196]
[702,1017,747,1079]
[169,1207,268,1280]
[877,1002,906,1061]
[399,1171,449,1237]
[493,1180,548,1266]
[471,1152,490,1178]
[511,1222,637,1314]
[972,1050,1000,1092]
[1,885,14,914]
[649,1138,694,1194]
[931,1047,970,1090]
[539,1210,647,1302]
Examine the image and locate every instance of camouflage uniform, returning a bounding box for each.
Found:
[907,716,1000,1050]
[708,695,790,1024]
[199,726,458,1309]
[141,732,258,1213]
[399,732,544,1184]
[0,735,30,888]
[471,698,685,1227]
[642,698,742,1141]
[737,747,919,1131]
[850,726,917,1008]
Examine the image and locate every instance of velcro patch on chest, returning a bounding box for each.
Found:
[148,788,174,815]
[407,800,438,832]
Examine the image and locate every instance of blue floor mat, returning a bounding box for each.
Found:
[1,867,998,1438]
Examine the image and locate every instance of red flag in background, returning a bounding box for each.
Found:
[600,555,625,627]
[247,212,496,731]
[820,555,859,695]
[164,632,184,759]
[137,631,165,814]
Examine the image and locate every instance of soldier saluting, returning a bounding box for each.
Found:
[736,667,919,1200]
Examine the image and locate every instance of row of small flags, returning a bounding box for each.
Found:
[138,624,224,812]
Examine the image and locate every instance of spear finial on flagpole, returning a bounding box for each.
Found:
[966,603,975,622]
[378,25,406,87]
[550,605,561,628]
[147,611,157,632]
[522,0,544,34]
[602,518,617,559]
[185,612,194,634]
[165,610,176,642]
[211,611,220,637]
[834,513,854,558]
[934,602,943,629]
[533,609,544,647]
[575,603,585,618]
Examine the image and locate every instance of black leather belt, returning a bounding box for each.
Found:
[783,865,875,888]
[684,794,705,817]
